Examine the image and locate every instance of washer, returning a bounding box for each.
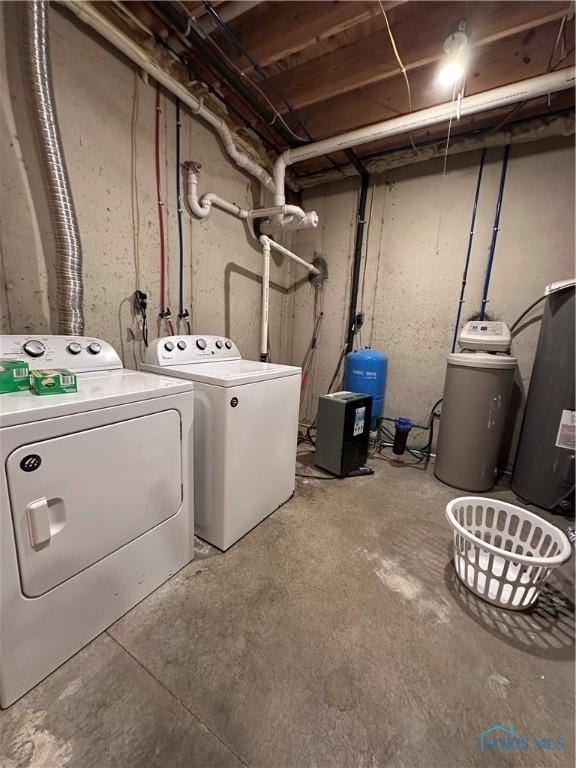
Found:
[143,335,301,551]
[0,335,195,707]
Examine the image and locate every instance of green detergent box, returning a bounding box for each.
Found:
[30,368,77,395]
[0,359,30,393]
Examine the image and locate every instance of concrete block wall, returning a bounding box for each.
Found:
[290,138,575,459]
[0,4,292,365]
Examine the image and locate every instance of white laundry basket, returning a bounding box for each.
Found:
[446,497,572,610]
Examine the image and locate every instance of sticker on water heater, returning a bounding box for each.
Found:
[555,409,575,450]
[353,407,366,437]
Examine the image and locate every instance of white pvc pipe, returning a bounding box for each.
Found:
[60,0,274,191]
[260,236,320,276]
[183,163,309,222]
[258,236,320,361]
[259,210,319,234]
[273,68,576,205]
[260,238,271,360]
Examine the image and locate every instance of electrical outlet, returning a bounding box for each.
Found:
[133,290,147,316]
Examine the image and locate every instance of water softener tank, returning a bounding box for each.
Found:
[434,352,517,492]
[344,347,388,429]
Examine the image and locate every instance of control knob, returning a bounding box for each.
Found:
[177,340,187,351]
[87,342,101,355]
[67,342,82,355]
[196,338,207,350]
[225,340,233,349]
[23,339,46,358]
[164,341,175,352]
[215,340,223,349]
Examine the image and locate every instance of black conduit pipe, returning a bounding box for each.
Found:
[480,144,511,320]
[345,151,370,353]
[152,1,306,152]
[152,3,281,132]
[199,0,344,174]
[450,148,487,352]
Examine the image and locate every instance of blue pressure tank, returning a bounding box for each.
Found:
[344,347,388,429]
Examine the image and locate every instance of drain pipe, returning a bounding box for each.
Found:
[345,153,370,353]
[183,162,309,222]
[259,236,320,362]
[22,0,84,334]
[272,69,575,207]
[480,145,511,320]
[61,0,274,192]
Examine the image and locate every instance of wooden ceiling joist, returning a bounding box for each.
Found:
[218,0,404,72]
[277,22,575,140]
[113,0,575,180]
[260,1,571,113]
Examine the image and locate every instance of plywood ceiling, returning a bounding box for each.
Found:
[119,1,575,177]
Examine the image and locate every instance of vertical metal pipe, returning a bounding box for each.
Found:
[450,148,487,351]
[346,161,370,353]
[480,145,510,321]
[21,0,84,335]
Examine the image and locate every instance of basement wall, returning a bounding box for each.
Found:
[290,138,575,460]
[0,4,292,364]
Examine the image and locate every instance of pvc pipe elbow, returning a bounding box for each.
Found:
[259,210,319,234]
[298,211,319,229]
[190,201,211,218]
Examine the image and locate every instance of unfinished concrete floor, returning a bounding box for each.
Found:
[1,454,574,768]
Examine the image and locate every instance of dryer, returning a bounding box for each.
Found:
[143,335,300,550]
[0,335,194,707]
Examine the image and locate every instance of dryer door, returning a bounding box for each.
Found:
[7,410,183,596]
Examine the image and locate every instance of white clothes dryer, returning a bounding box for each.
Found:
[0,335,194,707]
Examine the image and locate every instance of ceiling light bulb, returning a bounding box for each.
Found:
[438,59,465,87]
[438,20,468,88]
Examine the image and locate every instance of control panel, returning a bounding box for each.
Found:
[458,321,511,352]
[0,335,123,372]
[145,335,241,366]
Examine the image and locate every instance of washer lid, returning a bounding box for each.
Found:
[143,359,301,386]
[0,369,193,427]
[447,352,517,370]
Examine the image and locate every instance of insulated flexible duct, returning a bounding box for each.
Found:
[22,0,84,334]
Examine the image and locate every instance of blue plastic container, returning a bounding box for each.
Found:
[344,347,388,429]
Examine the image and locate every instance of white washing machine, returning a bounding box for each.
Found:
[143,335,300,551]
[0,335,195,707]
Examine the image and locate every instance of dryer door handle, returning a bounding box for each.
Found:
[26,498,51,548]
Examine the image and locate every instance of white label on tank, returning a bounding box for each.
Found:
[353,407,366,436]
[555,409,575,450]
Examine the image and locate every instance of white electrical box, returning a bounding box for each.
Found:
[458,321,511,352]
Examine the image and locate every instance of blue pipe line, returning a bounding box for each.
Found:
[480,144,510,321]
[176,98,185,318]
[451,148,487,352]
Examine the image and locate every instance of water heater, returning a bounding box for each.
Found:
[512,280,575,510]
